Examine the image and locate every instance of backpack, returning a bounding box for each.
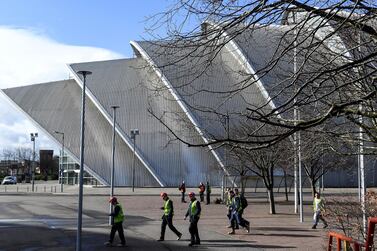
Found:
[240,194,248,209]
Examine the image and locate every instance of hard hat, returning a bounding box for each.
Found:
[160,192,167,197]
[109,196,117,203]
[188,192,195,197]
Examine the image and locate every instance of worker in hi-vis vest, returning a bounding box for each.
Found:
[312,192,328,229]
[184,192,201,247]
[105,197,126,247]
[158,192,182,241]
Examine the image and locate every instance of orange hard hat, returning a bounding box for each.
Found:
[160,192,167,197]
[109,196,117,203]
[188,192,195,197]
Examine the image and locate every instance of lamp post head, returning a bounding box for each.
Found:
[76,71,92,77]
[131,129,139,139]
[111,105,120,109]
[54,131,64,135]
[30,132,38,141]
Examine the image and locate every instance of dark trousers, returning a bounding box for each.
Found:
[227,209,238,228]
[199,192,204,202]
[206,193,210,204]
[231,211,248,229]
[313,211,327,227]
[181,192,186,202]
[109,222,125,245]
[161,215,181,239]
[189,218,200,244]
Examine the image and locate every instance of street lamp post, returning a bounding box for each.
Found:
[109,106,119,225]
[30,133,38,192]
[76,70,92,251]
[54,131,64,193]
[131,129,139,192]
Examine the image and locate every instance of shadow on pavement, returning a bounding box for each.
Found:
[254,226,313,232]
[0,221,257,251]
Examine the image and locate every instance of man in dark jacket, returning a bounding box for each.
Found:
[105,197,126,247]
[206,181,211,205]
[158,192,182,241]
[185,192,201,246]
[198,182,205,202]
[228,190,250,234]
[179,181,187,203]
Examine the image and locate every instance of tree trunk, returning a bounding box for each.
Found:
[284,170,288,201]
[309,177,317,197]
[267,167,276,214]
[267,187,276,214]
[240,175,246,194]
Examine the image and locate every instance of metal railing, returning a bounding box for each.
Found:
[328,232,362,251]
[0,184,58,193]
[327,217,377,251]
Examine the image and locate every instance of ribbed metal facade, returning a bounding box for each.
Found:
[68,58,222,186]
[3,21,374,187]
[2,80,159,187]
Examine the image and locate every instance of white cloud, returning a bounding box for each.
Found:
[0,26,123,154]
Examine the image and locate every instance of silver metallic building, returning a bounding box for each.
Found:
[2,17,376,187]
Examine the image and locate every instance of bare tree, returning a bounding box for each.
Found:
[2,147,35,162]
[143,0,377,152]
[299,129,356,196]
[229,134,292,214]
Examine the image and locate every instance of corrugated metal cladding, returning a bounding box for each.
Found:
[3,80,159,187]
[6,22,363,187]
[134,40,269,140]
[69,58,222,187]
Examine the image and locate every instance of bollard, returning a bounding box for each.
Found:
[54,186,56,193]
[17,186,19,192]
[5,186,6,192]
[27,186,29,192]
[51,186,53,193]
[44,186,46,192]
[36,186,37,192]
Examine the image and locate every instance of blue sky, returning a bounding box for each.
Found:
[0,0,173,57]
[0,0,183,155]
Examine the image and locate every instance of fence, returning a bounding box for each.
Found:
[0,184,58,193]
[327,217,377,251]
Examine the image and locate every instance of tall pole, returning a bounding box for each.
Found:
[109,106,119,224]
[76,70,92,251]
[132,136,136,192]
[293,12,298,215]
[30,133,38,192]
[298,119,304,223]
[131,129,139,192]
[359,104,366,232]
[357,32,366,232]
[55,131,64,193]
[32,137,35,192]
[321,166,324,192]
[62,133,64,192]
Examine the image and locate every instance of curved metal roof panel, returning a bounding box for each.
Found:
[69,58,222,186]
[2,80,160,187]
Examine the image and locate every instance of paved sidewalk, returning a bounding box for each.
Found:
[0,184,347,250]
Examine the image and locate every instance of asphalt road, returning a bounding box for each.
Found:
[0,183,340,250]
[0,193,258,251]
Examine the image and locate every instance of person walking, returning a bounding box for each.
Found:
[235,188,250,232]
[228,190,250,234]
[225,188,237,229]
[179,181,187,203]
[105,197,126,247]
[184,192,201,246]
[198,182,205,202]
[158,192,182,241]
[312,192,328,229]
[206,181,211,205]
